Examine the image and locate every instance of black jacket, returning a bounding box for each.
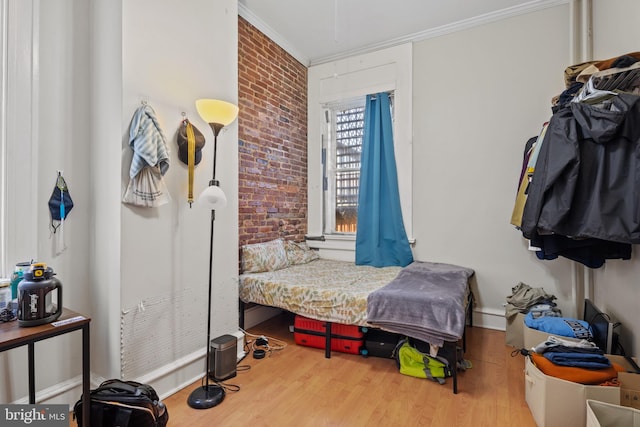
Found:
[521,92,640,244]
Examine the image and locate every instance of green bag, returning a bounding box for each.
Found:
[394,339,451,384]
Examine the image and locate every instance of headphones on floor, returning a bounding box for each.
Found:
[242,329,287,360]
[252,337,270,359]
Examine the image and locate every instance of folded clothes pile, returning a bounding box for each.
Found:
[533,335,610,368]
[505,282,562,321]
[529,334,624,385]
[529,351,624,385]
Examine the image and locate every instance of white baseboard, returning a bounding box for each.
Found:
[12,375,82,409]
[472,307,506,331]
[149,359,208,402]
[12,354,205,407]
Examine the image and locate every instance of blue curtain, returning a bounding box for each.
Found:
[355,93,413,267]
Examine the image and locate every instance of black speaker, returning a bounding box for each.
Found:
[208,334,237,381]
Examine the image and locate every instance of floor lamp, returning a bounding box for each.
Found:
[187,99,239,409]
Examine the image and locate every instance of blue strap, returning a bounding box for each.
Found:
[60,190,65,220]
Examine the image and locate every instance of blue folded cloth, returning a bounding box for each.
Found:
[543,352,611,369]
[525,312,593,339]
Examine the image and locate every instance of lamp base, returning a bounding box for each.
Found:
[187,384,225,409]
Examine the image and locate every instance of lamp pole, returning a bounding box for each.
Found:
[187,99,238,409]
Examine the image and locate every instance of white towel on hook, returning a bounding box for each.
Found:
[123,104,171,207]
[128,104,170,179]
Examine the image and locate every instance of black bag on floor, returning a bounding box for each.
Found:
[73,379,169,427]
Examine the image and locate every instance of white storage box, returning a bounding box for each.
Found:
[505,312,525,348]
[524,356,628,427]
[586,399,640,427]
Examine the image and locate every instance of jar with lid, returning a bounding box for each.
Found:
[10,261,31,299]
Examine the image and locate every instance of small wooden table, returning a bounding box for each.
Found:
[0,308,90,426]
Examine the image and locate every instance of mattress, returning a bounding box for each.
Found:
[239,258,401,326]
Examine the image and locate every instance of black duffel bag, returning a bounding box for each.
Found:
[73,379,169,427]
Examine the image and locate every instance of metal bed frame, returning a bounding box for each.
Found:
[239,290,474,394]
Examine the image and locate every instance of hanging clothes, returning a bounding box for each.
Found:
[123,104,171,207]
[355,92,413,267]
[531,234,631,269]
[510,122,549,229]
[521,92,640,245]
[127,104,170,179]
[516,55,640,267]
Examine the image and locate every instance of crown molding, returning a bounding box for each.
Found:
[240,0,569,68]
[238,3,310,66]
[410,0,570,43]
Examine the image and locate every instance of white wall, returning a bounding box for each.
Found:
[104,0,239,395]
[1,0,92,405]
[589,0,640,357]
[1,0,239,406]
[89,0,123,388]
[411,4,575,329]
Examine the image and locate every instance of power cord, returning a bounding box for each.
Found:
[199,375,241,394]
[240,328,287,358]
[212,379,240,394]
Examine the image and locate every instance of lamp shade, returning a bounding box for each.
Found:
[198,184,227,209]
[195,99,239,126]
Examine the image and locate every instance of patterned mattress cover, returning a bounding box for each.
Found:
[239,258,402,326]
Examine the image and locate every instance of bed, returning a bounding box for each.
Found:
[240,257,403,326]
[238,239,475,393]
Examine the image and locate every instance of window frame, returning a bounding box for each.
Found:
[1,0,38,277]
[306,43,413,256]
[0,0,7,275]
[322,93,395,236]
[323,97,366,235]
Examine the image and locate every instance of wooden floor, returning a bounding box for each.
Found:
[155,312,537,427]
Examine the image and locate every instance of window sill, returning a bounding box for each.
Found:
[305,234,416,252]
[305,234,355,252]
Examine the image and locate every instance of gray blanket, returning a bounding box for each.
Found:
[366,261,475,347]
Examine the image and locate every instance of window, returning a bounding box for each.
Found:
[324,102,365,234]
[1,0,37,277]
[0,0,7,276]
[307,43,413,247]
[323,94,393,235]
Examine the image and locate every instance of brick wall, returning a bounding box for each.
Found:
[238,17,308,247]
